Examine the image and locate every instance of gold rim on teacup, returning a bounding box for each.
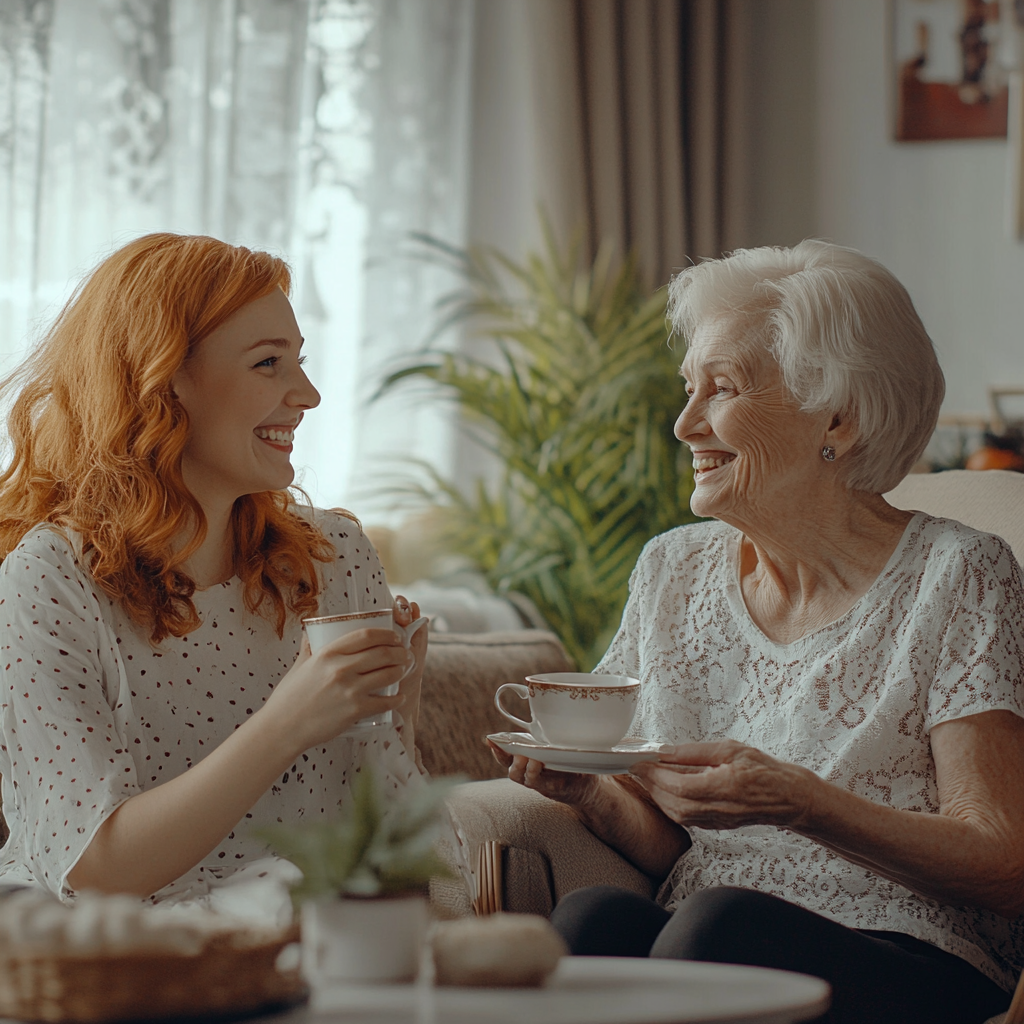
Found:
[524,673,640,700]
[302,610,392,625]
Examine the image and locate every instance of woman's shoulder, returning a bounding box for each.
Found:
[640,519,734,561]
[0,524,86,579]
[910,512,1019,572]
[299,506,371,553]
[631,519,734,586]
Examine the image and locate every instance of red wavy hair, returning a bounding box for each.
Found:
[0,233,333,642]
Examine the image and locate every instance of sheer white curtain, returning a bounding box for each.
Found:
[0,0,473,518]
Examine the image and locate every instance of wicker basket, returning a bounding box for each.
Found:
[0,929,306,1023]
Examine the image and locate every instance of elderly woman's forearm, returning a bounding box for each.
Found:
[796,777,1024,918]
[575,775,692,879]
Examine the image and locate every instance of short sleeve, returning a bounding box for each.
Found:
[0,531,139,898]
[313,510,392,612]
[594,554,646,681]
[926,532,1024,729]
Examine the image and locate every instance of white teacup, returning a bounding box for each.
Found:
[303,609,428,729]
[494,672,640,748]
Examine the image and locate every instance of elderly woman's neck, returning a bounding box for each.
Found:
[733,492,914,644]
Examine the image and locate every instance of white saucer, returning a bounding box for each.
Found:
[487,732,670,774]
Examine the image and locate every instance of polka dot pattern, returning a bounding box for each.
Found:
[0,509,420,903]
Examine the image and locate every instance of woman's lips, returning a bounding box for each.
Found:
[254,426,295,451]
[692,453,736,476]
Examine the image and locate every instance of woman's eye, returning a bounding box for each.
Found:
[298,354,307,366]
[255,356,278,369]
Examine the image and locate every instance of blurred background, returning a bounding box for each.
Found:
[3,0,1024,663]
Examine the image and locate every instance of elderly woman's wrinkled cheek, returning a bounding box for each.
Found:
[731,439,780,502]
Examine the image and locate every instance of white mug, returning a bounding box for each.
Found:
[303,609,428,729]
[494,672,640,748]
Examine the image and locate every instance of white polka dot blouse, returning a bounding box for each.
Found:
[0,509,422,903]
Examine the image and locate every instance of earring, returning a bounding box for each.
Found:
[821,445,836,462]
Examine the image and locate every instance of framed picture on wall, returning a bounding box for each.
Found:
[892,0,1009,140]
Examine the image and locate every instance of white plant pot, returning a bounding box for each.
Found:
[301,894,429,986]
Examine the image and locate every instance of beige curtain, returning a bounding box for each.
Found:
[525,0,755,291]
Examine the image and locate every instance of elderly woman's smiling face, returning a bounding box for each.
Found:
[676,318,836,525]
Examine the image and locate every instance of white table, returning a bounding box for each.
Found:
[262,956,831,1024]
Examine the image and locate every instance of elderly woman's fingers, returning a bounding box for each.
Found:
[487,738,515,769]
[640,739,748,768]
[632,746,817,831]
[497,753,600,807]
[507,753,532,785]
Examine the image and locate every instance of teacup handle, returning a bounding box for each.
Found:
[494,682,536,735]
[396,616,429,682]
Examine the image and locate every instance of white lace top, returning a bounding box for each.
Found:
[0,509,422,906]
[596,513,1024,991]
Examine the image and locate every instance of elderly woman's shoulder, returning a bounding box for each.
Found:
[912,512,1021,573]
[638,519,734,566]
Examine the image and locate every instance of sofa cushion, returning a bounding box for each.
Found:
[418,631,574,781]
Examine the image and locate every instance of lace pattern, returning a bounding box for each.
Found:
[596,514,1024,991]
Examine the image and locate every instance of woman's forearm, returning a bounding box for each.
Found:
[795,712,1024,917]
[797,775,1024,918]
[575,774,692,879]
[66,708,295,897]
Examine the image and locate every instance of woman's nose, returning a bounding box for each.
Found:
[673,400,706,441]
[290,367,321,410]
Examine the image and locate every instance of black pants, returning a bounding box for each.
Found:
[550,886,1011,1024]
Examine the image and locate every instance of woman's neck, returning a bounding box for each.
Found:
[182,501,236,589]
[732,493,914,644]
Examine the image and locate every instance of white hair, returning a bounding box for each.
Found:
[667,239,945,493]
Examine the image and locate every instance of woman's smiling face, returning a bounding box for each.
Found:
[172,287,320,509]
[675,318,832,525]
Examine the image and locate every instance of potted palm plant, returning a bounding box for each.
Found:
[258,769,461,985]
[378,225,698,669]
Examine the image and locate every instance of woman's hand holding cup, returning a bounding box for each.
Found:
[390,596,427,732]
[263,623,412,753]
[302,604,428,730]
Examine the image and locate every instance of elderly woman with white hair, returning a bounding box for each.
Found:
[490,241,1024,1024]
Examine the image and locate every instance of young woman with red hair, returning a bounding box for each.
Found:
[0,233,426,906]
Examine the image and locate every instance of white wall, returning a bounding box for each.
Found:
[817,0,1024,420]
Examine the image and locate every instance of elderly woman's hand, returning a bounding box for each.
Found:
[631,740,819,831]
[487,740,693,878]
[487,741,601,808]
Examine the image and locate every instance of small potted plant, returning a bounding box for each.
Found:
[258,769,461,986]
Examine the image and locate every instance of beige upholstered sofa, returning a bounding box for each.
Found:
[435,469,1024,922]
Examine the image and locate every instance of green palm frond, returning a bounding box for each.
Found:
[378,226,698,668]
